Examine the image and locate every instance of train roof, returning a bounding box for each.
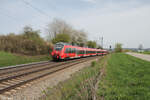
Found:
[55,42,106,51]
[55,42,71,46]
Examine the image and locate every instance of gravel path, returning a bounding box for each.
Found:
[0,58,99,100]
[126,52,150,62]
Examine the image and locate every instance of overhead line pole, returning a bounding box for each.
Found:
[99,36,103,49]
[101,36,103,49]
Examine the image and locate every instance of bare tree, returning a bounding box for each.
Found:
[138,44,143,50]
[115,43,122,52]
[46,18,87,46]
[70,29,87,46]
[46,18,73,41]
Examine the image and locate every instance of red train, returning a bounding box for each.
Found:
[51,42,108,60]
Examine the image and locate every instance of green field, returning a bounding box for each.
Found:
[98,53,150,100]
[135,51,150,55]
[142,51,150,55]
[0,51,51,67]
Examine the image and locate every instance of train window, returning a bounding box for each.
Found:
[55,47,62,51]
[75,48,77,54]
[54,44,63,51]
[79,50,81,54]
[73,48,76,53]
[72,48,75,53]
[80,50,82,54]
[74,49,77,54]
[77,50,79,54]
[78,50,80,54]
[87,51,89,54]
[65,48,69,53]
[71,48,73,53]
[69,48,71,53]
[68,48,70,53]
[72,48,74,53]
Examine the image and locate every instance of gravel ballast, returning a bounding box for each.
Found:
[0,58,99,100]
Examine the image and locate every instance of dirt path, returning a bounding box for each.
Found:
[126,52,150,62]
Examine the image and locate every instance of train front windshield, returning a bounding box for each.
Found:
[54,44,64,51]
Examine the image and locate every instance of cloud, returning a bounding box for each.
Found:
[69,3,150,48]
[81,0,97,3]
[0,0,150,48]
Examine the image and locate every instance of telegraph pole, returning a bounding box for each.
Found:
[99,37,103,49]
[101,37,103,49]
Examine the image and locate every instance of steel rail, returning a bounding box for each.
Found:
[0,58,83,82]
[0,61,51,70]
[0,56,99,94]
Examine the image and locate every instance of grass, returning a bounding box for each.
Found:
[41,56,109,100]
[142,51,150,55]
[0,51,51,67]
[134,51,150,55]
[98,53,150,100]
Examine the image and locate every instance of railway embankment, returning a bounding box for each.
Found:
[0,56,101,100]
[41,55,109,100]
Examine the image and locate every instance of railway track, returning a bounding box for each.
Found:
[0,56,100,94]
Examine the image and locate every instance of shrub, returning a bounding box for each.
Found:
[0,27,51,55]
[91,61,97,67]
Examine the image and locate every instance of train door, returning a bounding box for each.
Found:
[70,48,74,58]
[72,48,76,58]
[65,48,69,58]
[75,48,77,58]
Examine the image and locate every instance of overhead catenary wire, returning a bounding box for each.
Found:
[0,9,18,22]
[22,0,51,19]
[0,0,49,32]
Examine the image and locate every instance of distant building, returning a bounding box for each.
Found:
[138,50,144,52]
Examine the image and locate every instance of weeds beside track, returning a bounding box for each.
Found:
[42,55,109,100]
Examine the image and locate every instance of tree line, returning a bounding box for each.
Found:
[0,18,101,55]
[0,26,49,55]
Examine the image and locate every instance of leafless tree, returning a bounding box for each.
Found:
[46,18,73,41]
[46,18,87,46]
[138,44,143,50]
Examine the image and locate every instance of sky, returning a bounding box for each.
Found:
[0,0,150,48]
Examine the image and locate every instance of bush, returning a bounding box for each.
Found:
[91,61,97,67]
[52,33,71,44]
[0,27,51,55]
[114,43,122,53]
